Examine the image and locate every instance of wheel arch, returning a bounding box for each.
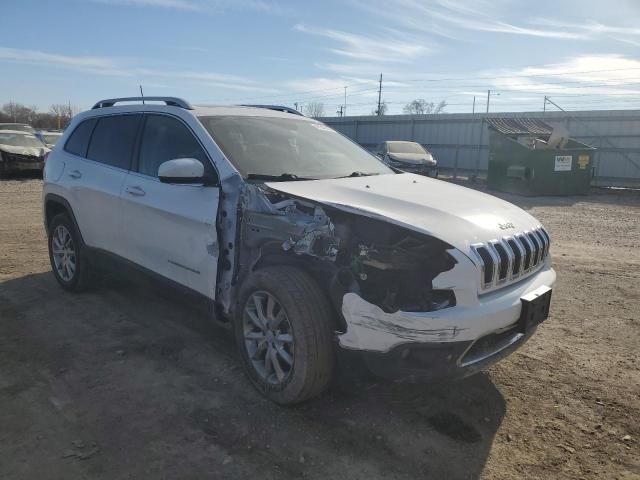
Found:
[44,194,85,245]
[247,245,345,332]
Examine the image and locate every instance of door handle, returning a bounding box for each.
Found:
[125,185,146,197]
[68,169,82,179]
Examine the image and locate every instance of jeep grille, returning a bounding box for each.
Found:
[471,227,550,291]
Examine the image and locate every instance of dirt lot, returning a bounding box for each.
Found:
[1,177,638,480]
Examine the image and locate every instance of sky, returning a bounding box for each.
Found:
[1,0,640,116]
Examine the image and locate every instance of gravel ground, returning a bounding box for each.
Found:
[1,177,638,480]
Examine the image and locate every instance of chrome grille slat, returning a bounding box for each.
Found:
[485,243,501,285]
[473,227,551,292]
[519,234,534,271]
[527,231,542,266]
[508,236,526,277]
[535,229,548,260]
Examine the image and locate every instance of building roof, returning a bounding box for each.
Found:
[486,117,553,136]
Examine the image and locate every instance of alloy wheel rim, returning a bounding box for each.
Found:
[242,291,295,385]
[51,225,76,282]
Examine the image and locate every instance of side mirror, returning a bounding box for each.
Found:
[158,158,209,184]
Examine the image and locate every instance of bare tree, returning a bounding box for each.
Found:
[2,102,20,122]
[49,103,77,129]
[305,102,325,118]
[371,101,388,116]
[403,99,447,115]
[0,101,80,130]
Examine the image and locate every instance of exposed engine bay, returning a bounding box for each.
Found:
[231,183,457,322]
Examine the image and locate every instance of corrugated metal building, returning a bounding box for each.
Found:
[320,110,640,187]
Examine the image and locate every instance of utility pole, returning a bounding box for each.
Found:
[377,73,383,116]
[472,96,476,114]
[543,96,548,113]
[344,86,347,117]
[337,105,344,117]
[486,90,491,113]
[544,97,565,112]
[294,102,298,111]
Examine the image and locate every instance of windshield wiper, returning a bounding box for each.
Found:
[246,173,316,181]
[338,171,381,178]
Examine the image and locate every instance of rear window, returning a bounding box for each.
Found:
[64,118,97,157]
[87,115,141,170]
[387,142,427,154]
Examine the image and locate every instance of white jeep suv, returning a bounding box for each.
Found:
[43,97,556,404]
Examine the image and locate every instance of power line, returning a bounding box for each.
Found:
[388,66,640,85]
[215,66,640,105]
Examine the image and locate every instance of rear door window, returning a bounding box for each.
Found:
[87,114,142,170]
[137,114,211,178]
[64,118,97,157]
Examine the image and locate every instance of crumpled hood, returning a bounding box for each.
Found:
[266,173,541,253]
[0,144,48,157]
[388,152,436,166]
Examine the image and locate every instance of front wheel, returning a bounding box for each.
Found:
[234,266,336,405]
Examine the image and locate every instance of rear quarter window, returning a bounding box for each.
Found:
[86,114,142,170]
[64,118,97,157]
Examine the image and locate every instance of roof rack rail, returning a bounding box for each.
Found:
[241,104,303,116]
[91,97,193,110]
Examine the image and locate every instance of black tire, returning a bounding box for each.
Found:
[234,266,336,405]
[48,213,92,292]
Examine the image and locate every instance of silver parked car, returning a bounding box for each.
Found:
[376,141,438,177]
[35,130,63,148]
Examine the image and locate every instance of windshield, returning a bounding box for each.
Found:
[387,142,427,154]
[0,132,44,148]
[42,134,61,145]
[198,115,393,179]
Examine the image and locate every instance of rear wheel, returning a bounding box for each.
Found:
[234,266,335,405]
[48,213,92,291]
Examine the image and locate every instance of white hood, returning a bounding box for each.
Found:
[266,173,541,253]
[0,144,49,157]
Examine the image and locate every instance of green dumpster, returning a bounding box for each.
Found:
[486,118,596,195]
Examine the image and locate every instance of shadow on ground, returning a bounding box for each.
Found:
[0,170,43,181]
[0,270,506,479]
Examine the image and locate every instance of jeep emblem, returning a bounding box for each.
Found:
[498,222,515,230]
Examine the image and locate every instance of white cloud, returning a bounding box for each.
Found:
[0,46,277,94]
[486,55,640,97]
[295,24,428,63]
[92,0,201,10]
[0,46,126,75]
[89,0,290,14]
[532,19,640,37]
[354,0,587,40]
[284,77,353,94]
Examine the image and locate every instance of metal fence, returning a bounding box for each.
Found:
[320,110,640,187]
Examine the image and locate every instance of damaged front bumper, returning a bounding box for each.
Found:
[0,152,44,173]
[338,260,556,382]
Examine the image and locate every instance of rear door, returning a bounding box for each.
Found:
[119,113,220,299]
[63,114,141,255]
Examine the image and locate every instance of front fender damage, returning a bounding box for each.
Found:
[219,182,461,350]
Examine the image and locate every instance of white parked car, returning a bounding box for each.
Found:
[43,97,555,404]
[35,130,63,148]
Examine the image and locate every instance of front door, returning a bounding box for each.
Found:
[119,113,220,299]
